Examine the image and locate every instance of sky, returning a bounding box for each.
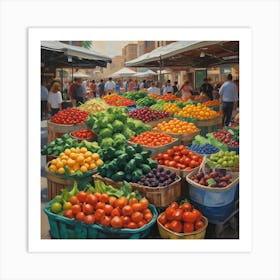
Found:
[90,41,137,58]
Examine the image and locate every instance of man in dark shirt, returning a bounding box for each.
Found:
[200,78,214,100]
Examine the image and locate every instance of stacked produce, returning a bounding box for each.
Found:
[70,129,96,140]
[174,99,194,108]
[85,107,151,150]
[48,147,103,175]
[153,145,202,170]
[128,107,170,123]
[49,181,156,229]
[188,143,220,155]
[162,103,180,115]
[193,94,208,101]
[207,151,239,169]
[212,127,239,147]
[78,98,109,113]
[136,96,157,107]
[149,93,179,101]
[189,170,234,188]
[136,167,178,187]
[97,144,158,182]
[192,134,228,152]
[149,100,166,111]
[157,201,205,234]
[122,91,147,101]
[130,131,174,147]
[103,94,136,106]
[176,103,219,120]
[50,108,89,124]
[154,118,199,134]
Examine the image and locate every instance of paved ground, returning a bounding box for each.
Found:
[40,119,239,240]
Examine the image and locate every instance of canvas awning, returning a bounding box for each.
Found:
[125,41,239,68]
[111,67,137,78]
[41,41,112,68]
[134,69,157,77]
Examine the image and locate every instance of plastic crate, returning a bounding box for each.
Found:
[186,169,239,223]
[44,200,158,239]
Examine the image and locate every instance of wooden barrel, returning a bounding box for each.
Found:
[195,116,222,136]
[47,121,88,143]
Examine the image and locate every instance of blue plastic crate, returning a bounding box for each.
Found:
[228,145,239,155]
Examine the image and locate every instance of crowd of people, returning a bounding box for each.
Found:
[41,74,239,127]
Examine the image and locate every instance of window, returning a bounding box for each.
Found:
[138,45,144,56]
[145,41,152,48]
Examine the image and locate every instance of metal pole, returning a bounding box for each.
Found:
[159,55,163,94]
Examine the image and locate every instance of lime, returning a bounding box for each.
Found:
[222,161,228,167]
[228,160,234,166]
[50,202,62,214]
[54,195,63,203]
[230,151,236,156]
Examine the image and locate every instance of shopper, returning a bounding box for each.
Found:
[97,79,105,97]
[162,80,174,94]
[133,79,139,91]
[47,82,62,116]
[90,80,97,97]
[140,79,147,89]
[104,77,116,95]
[200,78,214,100]
[219,74,239,127]
[73,78,86,105]
[178,80,193,99]
[115,80,121,94]
[128,79,134,91]
[41,78,49,120]
[172,81,179,94]
[147,82,161,95]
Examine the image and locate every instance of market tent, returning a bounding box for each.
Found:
[41,41,112,68]
[73,72,90,78]
[125,41,239,68]
[111,67,137,78]
[134,69,157,77]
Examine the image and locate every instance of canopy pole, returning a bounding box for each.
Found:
[159,55,163,94]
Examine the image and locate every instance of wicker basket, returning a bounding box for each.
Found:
[127,137,180,157]
[47,121,88,143]
[92,173,123,188]
[157,215,208,239]
[130,176,181,208]
[158,164,199,178]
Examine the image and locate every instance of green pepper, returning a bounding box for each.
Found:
[111,171,125,182]
[134,153,143,166]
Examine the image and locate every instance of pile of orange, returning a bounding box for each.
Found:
[203,100,221,106]
[154,118,199,134]
[49,147,104,175]
[176,103,219,120]
[162,103,180,114]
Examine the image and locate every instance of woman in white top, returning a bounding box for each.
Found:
[47,82,62,116]
[178,81,193,99]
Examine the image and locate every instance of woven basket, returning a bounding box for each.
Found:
[92,173,123,188]
[195,116,222,127]
[153,129,201,144]
[130,176,181,208]
[157,215,208,239]
[145,117,172,128]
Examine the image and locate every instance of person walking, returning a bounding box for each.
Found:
[219,74,239,127]
[162,80,174,94]
[97,79,105,97]
[172,81,179,94]
[200,78,214,100]
[178,80,193,99]
[147,82,161,95]
[72,78,86,105]
[47,82,62,116]
[104,77,116,95]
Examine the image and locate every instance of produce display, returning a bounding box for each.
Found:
[149,100,166,111]
[149,93,179,101]
[48,147,103,175]
[189,170,234,188]
[157,201,205,234]
[192,134,228,152]
[85,107,151,149]
[212,127,239,146]
[153,145,202,170]
[97,144,158,182]
[130,131,174,147]
[154,118,199,134]
[188,143,220,155]
[203,100,221,107]
[136,167,178,187]
[78,98,110,113]
[103,94,136,106]
[50,108,89,124]
[128,107,170,123]
[207,151,239,169]
[135,96,157,107]
[162,103,180,115]
[70,129,96,140]
[49,180,155,229]
[176,103,219,120]
[122,91,147,101]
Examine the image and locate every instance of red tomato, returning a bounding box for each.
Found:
[64,209,74,219]
[164,160,170,166]
[183,222,194,233]
[195,220,205,230]
[100,215,111,227]
[99,193,109,203]
[166,149,174,156]
[165,207,175,220]
[94,208,105,222]
[170,202,179,209]
[173,146,180,152]
[111,207,121,217]
[189,160,198,168]
[173,155,181,162]
[122,205,133,216]
[144,212,153,223]
[163,154,169,160]
[168,161,177,167]
[158,213,167,225]
[131,211,144,223]
[192,209,202,222]
[172,208,183,221]
[139,198,149,210]
[75,211,85,222]
[126,222,138,229]
[85,194,98,206]
[182,211,197,223]
[110,216,123,228]
[169,220,183,233]
[157,153,164,159]
[180,202,192,212]
[184,158,191,166]
[69,196,79,205]
[103,204,113,215]
[84,214,95,225]
[82,203,94,215]
[95,202,105,210]
[71,204,81,215]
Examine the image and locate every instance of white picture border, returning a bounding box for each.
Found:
[28,27,252,253]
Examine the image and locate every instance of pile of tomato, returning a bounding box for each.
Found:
[153,145,202,170]
[103,94,136,107]
[64,191,154,229]
[71,129,96,139]
[158,201,205,234]
[50,108,89,125]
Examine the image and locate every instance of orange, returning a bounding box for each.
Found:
[80,147,87,153]
[70,152,77,160]
[80,165,88,172]
[91,153,99,161]
[57,167,65,174]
